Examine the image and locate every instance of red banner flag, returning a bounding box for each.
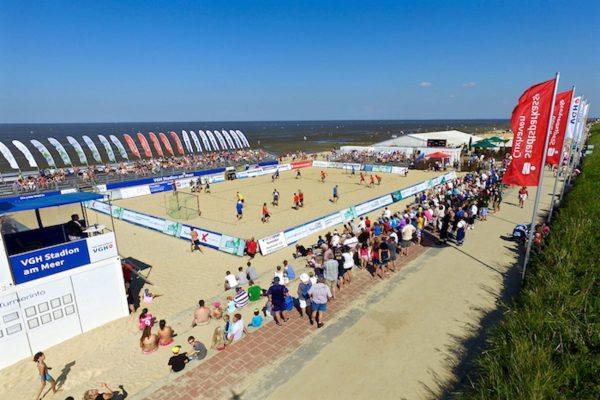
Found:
[503,79,556,187]
[122,134,141,159]
[546,90,572,166]
[137,132,153,158]
[158,132,174,156]
[148,132,164,157]
[170,131,185,155]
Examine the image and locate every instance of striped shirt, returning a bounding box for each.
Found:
[234,290,249,308]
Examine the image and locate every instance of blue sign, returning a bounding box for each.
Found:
[10,240,91,285]
[149,182,173,194]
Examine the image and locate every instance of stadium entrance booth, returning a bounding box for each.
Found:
[0,192,128,370]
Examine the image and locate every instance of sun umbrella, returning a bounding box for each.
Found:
[473,140,496,149]
[425,151,452,159]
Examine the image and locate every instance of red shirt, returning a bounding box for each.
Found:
[370,176,375,183]
[299,192,304,201]
[247,240,257,255]
[262,206,268,215]
[294,195,299,203]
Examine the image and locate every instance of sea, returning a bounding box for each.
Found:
[0,120,509,171]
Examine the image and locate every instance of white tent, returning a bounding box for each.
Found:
[374,130,482,148]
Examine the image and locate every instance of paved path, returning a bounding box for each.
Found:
[141,238,431,400]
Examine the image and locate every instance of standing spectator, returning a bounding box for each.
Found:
[401,219,416,256]
[266,277,289,326]
[297,273,312,318]
[246,238,258,259]
[308,277,333,328]
[322,257,338,299]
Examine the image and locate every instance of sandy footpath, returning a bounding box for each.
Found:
[237,170,559,400]
[1,168,435,399]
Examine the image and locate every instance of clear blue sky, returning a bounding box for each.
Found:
[1,0,598,122]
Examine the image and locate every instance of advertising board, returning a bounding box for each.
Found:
[218,235,246,256]
[258,232,288,255]
[290,160,313,169]
[178,225,222,249]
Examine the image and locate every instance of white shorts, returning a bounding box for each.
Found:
[299,299,307,308]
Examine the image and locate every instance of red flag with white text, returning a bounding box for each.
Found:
[503,79,556,186]
[546,90,572,166]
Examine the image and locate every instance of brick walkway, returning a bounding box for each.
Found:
[144,238,431,400]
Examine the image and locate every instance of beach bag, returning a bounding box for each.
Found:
[285,296,294,311]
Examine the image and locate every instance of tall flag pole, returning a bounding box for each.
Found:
[558,95,583,203]
[518,73,560,281]
[547,86,575,222]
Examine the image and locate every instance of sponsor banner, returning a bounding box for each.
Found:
[178,225,222,249]
[105,168,226,190]
[546,90,573,166]
[149,182,172,194]
[277,163,291,172]
[258,232,288,255]
[174,179,191,189]
[111,206,124,219]
[391,190,402,202]
[368,165,393,173]
[391,166,408,175]
[339,206,357,222]
[400,181,429,199]
[321,212,343,229]
[86,232,118,264]
[208,174,225,184]
[312,160,329,168]
[235,170,250,179]
[283,225,309,245]
[362,164,373,172]
[504,78,556,186]
[218,235,246,256]
[305,218,326,236]
[121,210,165,232]
[95,184,107,193]
[354,194,393,216]
[290,160,312,169]
[60,188,78,195]
[9,233,117,285]
[245,168,263,178]
[162,220,181,237]
[120,185,151,199]
[87,200,112,214]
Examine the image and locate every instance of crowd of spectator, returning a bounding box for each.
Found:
[329,149,411,165]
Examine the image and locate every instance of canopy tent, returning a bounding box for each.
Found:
[487,136,507,143]
[0,192,103,214]
[425,151,451,159]
[473,139,497,149]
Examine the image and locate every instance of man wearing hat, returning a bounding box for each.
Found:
[266,277,289,326]
[167,346,188,372]
[308,277,332,328]
[297,273,312,318]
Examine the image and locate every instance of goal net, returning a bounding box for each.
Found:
[165,191,201,220]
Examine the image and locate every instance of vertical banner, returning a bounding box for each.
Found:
[12,140,38,168]
[169,131,185,155]
[213,130,228,150]
[67,136,88,165]
[97,135,117,163]
[30,140,56,168]
[198,130,211,151]
[137,133,153,158]
[229,129,243,148]
[546,90,573,166]
[190,131,203,152]
[236,130,250,147]
[109,135,129,160]
[503,79,556,187]
[206,130,220,150]
[82,136,103,164]
[148,132,164,157]
[221,129,235,149]
[48,138,73,166]
[565,96,581,139]
[159,132,174,156]
[0,141,20,169]
[181,130,194,153]
[122,134,141,159]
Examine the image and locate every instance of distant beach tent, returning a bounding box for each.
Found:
[0,141,19,169]
[473,139,497,149]
[109,135,129,160]
[12,140,38,168]
[235,130,250,147]
[30,139,57,168]
[97,135,117,163]
[123,134,141,159]
[169,131,185,155]
[48,137,73,166]
[213,130,228,150]
[67,136,89,165]
[425,151,452,159]
[198,130,211,151]
[189,131,203,152]
[158,132,174,156]
[205,130,220,151]
[137,132,153,158]
[181,130,194,153]
[148,132,164,157]
[229,130,243,148]
[82,135,103,164]
[221,130,235,149]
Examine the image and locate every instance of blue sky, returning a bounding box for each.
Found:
[0,0,598,122]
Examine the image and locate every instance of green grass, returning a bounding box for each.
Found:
[454,123,600,400]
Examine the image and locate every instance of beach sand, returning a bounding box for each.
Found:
[1,167,435,399]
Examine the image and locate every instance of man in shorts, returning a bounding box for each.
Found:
[272,189,279,206]
[236,200,243,220]
[261,202,270,223]
[298,189,304,207]
[308,276,332,328]
[320,170,326,183]
[322,258,338,299]
[293,193,300,210]
[266,277,289,326]
[359,172,366,185]
[331,185,339,203]
[190,228,204,253]
[401,218,416,256]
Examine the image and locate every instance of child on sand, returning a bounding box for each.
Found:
[34,352,58,400]
[211,326,226,351]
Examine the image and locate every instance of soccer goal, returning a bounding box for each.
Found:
[165,191,201,220]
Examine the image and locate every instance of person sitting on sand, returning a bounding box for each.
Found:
[248,309,264,329]
[139,326,159,354]
[247,280,264,302]
[236,266,249,286]
[192,299,211,327]
[157,319,175,347]
[138,308,154,330]
[33,352,58,400]
[224,270,238,291]
[246,261,259,281]
[83,383,115,400]
[211,302,223,319]
[211,326,226,351]
[167,346,188,373]
[187,336,208,361]
[234,286,249,308]
[227,313,249,346]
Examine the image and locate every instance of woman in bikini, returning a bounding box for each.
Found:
[157,319,175,347]
[139,325,159,354]
[34,352,58,400]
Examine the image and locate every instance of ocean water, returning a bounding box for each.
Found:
[0,120,509,171]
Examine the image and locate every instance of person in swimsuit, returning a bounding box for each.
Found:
[190,228,204,253]
[157,319,175,346]
[34,352,58,400]
[139,325,159,354]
